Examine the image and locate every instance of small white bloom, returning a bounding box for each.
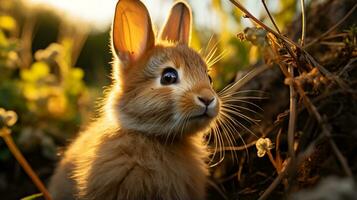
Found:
[255,138,273,157]
[0,108,18,127]
[4,110,18,127]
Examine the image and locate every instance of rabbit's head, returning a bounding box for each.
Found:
[108,0,220,139]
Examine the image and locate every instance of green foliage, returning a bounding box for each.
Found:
[274,0,297,29]
[0,0,300,164]
[0,15,89,161]
[21,193,43,200]
[345,24,357,47]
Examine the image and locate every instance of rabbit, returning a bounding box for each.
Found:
[48,0,222,200]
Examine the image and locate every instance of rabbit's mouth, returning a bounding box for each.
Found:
[188,104,219,121]
[178,111,217,136]
[188,110,216,122]
[190,113,210,120]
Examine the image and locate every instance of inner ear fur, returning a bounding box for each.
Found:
[160,1,192,45]
[112,0,155,65]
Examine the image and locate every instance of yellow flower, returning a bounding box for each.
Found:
[20,62,50,82]
[47,93,67,116]
[0,15,16,31]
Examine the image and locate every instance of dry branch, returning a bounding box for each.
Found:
[0,128,52,200]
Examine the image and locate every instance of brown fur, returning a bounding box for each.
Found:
[49,117,209,200]
[49,1,219,200]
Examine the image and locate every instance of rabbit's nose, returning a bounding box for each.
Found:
[198,96,214,106]
[196,88,215,107]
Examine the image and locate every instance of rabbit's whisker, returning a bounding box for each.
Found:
[219,112,250,156]
[222,104,262,117]
[221,107,260,125]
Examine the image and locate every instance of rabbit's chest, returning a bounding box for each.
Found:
[113,142,208,200]
[75,132,208,200]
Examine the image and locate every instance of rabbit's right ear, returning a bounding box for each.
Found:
[112,0,155,66]
[160,1,192,45]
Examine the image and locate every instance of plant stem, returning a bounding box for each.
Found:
[261,0,281,34]
[260,0,297,159]
[258,143,315,200]
[229,0,295,46]
[258,159,290,200]
[230,0,348,93]
[294,84,353,177]
[300,0,306,46]
[266,150,278,171]
[0,128,52,200]
[287,65,297,161]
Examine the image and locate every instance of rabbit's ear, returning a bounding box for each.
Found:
[160,1,192,45]
[112,0,155,65]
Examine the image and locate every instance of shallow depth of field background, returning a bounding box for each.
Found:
[2,0,357,199]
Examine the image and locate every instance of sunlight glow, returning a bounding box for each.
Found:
[26,0,117,30]
[24,0,220,32]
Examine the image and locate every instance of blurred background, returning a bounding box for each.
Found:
[0,0,299,199]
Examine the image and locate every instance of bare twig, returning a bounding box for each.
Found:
[303,52,350,90]
[323,33,349,40]
[58,22,89,66]
[260,0,297,160]
[230,0,349,89]
[294,83,353,177]
[275,128,283,170]
[229,0,296,47]
[245,0,297,61]
[228,0,354,198]
[338,57,357,76]
[0,128,52,200]
[261,0,299,66]
[237,154,246,181]
[266,150,278,171]
[257,161,288,200]
[261,0,281,34]
[300,0,306,46]
[207,180,228,200]
[258,144,315,200]
[20,14,36,69]
[287,66,297,160]
[304,4,357,48]
[319,41,346,46]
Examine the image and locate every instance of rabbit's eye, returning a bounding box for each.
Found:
[208,75,213,84]
[161,68,178,85]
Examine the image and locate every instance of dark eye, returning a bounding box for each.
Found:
[161,67,178,85]
[208,75,213,84]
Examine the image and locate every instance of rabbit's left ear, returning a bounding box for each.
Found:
[112,0,155,65]
[160,1,192,45]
